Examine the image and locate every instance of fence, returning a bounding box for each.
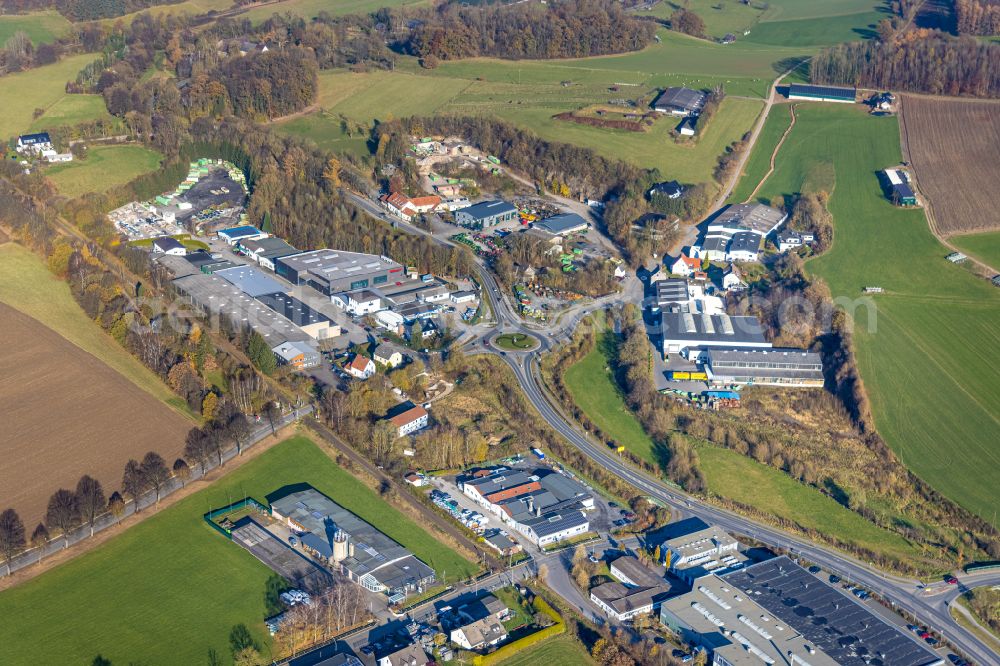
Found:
[203,497,270,538]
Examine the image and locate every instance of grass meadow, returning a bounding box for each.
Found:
[243,0,428,22]
[46,144,162,198]
[27,93,111,132]
[950,231,1000,269]
[0,53,109,140]
[728,102,796,203]
[696,445,924,563]
[496,633,595,666]
[0,435,477,666]
[0,243,192,415]
[742,103,1000,527]
[0,11,70,44]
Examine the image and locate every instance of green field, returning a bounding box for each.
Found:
[950,230,1000,270]
[0,435,476,666]
[95,0,233,25]
[0,11,70,44]
[244,0,428,22]
[0,242,191,415]
[563,332,656,466]
[743,9,885,47]
[0,53,108,140]
[728,102,795,203]
[742,104,1000,527]
[46,144,162,198]
[496,633,594,666]
[697,445,924,563]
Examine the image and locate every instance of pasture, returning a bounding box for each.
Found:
[27,93,111,132]
[0,53,108,141]
[0,435,476,666]
[727,102,795,203]
[563,332,657,467]
[94,0,233,25]
[743,103,1000,527]
[951,231,1000,269]
[243,0,428,22]
[0,302,190,524]
[46,144,162,199]
[496,633,594,666]
[899,95,1000,235]
[0,11,70,44]
[696,445,926,566]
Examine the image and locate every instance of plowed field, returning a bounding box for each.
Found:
[0,303,189,523]
[899,95,1000,235]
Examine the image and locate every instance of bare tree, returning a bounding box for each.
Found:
[141,452,170,504]
[0,508,26,575]
[30,523,49,565]
[370,420,397,464]
[122,459,147,513]
[45,489,80,549]
[184,429,211,474]
[76,475,106,537]
[263,401,281,436]
[173,458,191,486]
[229,412,251,455]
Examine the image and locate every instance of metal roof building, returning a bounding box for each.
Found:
[275,249,403,296]
[652,87,708,116]
[532,212,589,236]
[216,265,287,297]
[255,292,338,340]
[788,83,857,103]
[516,507,589,547]
[704,348,824,387]
[453,200,518,229]
[661,312,771,357]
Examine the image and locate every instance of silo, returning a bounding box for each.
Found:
[333,530,350,562]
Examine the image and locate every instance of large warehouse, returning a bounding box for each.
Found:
[788,83,857,103]
[661,312,771,358]
[702,348,824,387]
[275,249,404,295]
[661,557,943,666]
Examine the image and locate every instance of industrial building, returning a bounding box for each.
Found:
[272,340,321,369]
[693,203,787,263]
[702,348,825,388]
[237,237,300,271]
[255,292,339,340]
[218,225,268,245]
[660,557,944,666]
[654,279,723,315]
[516,507,590,547]
[216,265,286,298]
[787,83,857,104]
[271,488,436,599]
[275,250,404,295]
[610,555,666,589]
[332,289,383,316]
[661,312,771,358]
[591,583,663,622]
[660,520,747,584]
[652,87,707,116]
[453,200,518,229]
[151,236,186,256]
[531,212,589,236]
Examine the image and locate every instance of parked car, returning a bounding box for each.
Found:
[945,575,959,585]
[919,631,931,639]
[287,536,297,546]
[907,625,920,633]
[925,637,939,646]
[829,575,841,584]
[808,565,821,574]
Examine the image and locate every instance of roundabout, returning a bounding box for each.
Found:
[492,332,540,352]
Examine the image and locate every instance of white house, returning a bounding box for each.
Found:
[16,132,52,154]
[332,290,383,316]
[151,236,186,256]
[451,290,476,304]
[722,265,746,292]
[346,355,375,379]
[590,583,659,622]
[775,230,815,253]
[450,616,507,651]
[389,404,429,437]
[670,254,701,277]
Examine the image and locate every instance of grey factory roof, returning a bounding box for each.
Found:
[532,212,589,235]
[272,340,319,364]
[708,348,823,370]
[656,278,690,305]
[722,557,942,666]
[240,236,297,255]
[172,273,312,345]
[610,556,665,588]
[458,200,517,222]
[465,471,537,494]
[484,530,517,552]
[216,265,287,297]
[728,231,761,255]
[520,508,587,538]
[592,582,661,614]
[701,235,728,255]
[661,312,768,346]
[714,203,787,235]
[537,471,590,504]
[152,236,185,252]
[255,292,332,327]
[653,87,707,114]
[277,249,401,280]
[271,489,434,590]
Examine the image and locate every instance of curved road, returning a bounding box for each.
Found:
[346,190,999,664]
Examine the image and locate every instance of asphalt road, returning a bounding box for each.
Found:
[346,189,999,664]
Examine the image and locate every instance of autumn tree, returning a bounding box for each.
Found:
[141,451,171,503]
[184,428,212,474]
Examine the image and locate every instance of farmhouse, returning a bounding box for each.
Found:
[218,225,268,245]
[652,87,707,116]
[387,403,429,437]
[702,347,824,388]
[531,212,589,236]
[648,180,684,199]
[347,354,376,379]
[276,249,404,295]
[16,132,52,154]
[332,289,383,316]
[237,237,300,271]
[271,488,436,598]
[661,312,770,358]
[272,340,321,370]
[381,192,442,221]
[255,292,340,340]
[453,200,518,229]
[787,83,857,103]
[151,236,186,256]
[660,557,943,666]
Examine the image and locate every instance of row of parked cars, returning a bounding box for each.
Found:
[430,489,489,533]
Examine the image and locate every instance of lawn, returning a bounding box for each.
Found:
[494,333,538,351]
[0,242,191,415]
[46,144,163,198]
[563,331,657,467]
[727,102,795,203]
[0,435,477,666]
[950,230,1000,269]
[496,633,594,666]
[0,10,70,45]
[696,445,926,564]
[0,53,107,140]
[743,103,1000,527]
[27,93,112,132]
[243,0,429,22]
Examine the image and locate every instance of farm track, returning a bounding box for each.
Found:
[744,102,797,202]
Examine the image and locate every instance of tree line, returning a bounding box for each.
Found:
[955,0,1000,35]
[405,0,656,62]
[812,30,1000,98]
[0,0,184,21]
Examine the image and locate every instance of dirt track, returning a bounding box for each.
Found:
[0,304,189,524]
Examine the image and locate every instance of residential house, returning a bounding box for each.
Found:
[388,404,429,437]
[16,132,52,154]
[722,264,746,292]
[450,616,507,651]
[151,236,186,256]
[670,254,701,277]
[373,345,405,368]
[347,354,375,379]
[648,180,684,200]
[377,643,430,666]
[382,192,441,221]
[775,229,814,252]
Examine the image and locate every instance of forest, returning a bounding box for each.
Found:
[955,0,1000,35]
[0,0,183,21]
[812,30,1000,97]
[405,0,656,61]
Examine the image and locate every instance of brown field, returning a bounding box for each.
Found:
[899,95,1000,235]
[0,303,189,523]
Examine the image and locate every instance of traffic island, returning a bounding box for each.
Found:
[493,333,540,352]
